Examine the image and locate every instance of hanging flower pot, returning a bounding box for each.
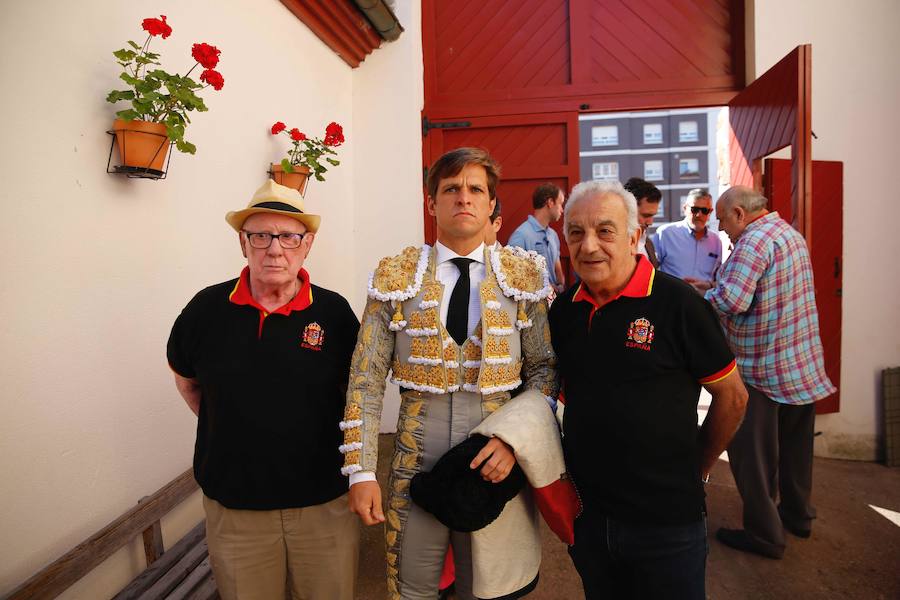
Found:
[269,163,311,195]
[268,120,344,195]
[105,15,226,178]
[113,119,170,172]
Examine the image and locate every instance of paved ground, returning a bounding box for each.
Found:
[356,433,900,599]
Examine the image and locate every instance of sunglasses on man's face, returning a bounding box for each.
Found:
[690,207,712,215]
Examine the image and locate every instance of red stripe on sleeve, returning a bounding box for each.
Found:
[699,359,737,385]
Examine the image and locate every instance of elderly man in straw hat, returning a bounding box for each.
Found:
[167,180,361,600]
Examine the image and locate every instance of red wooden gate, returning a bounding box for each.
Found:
[765,158,842,414]
[422,0,746,257]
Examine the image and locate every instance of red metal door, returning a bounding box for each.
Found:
[765,158,842,414]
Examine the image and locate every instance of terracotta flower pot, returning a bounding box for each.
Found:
[113,119,170,172]
[270,163,311,195]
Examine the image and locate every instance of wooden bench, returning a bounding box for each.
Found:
[6,468,217,600]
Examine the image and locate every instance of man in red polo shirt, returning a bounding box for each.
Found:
[167,180,360,600]
[548,180,748,599]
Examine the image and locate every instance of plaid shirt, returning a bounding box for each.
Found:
[705,212,835,405]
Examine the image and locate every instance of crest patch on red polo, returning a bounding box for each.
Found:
[301,322,325,351]
[625,317,654,351]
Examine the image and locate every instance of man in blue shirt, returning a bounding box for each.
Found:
[508,183,566,292]
[651,188,723,286]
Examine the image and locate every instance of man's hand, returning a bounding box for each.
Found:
[685,277,714,294]
[349,481,385,526]
[470,437,517,483]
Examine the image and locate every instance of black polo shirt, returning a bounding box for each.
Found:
[549,256,735,526]
[167,267,359,510]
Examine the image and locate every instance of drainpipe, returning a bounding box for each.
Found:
[353,0,404,41]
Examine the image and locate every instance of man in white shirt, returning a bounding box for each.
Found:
[339,147,560,600]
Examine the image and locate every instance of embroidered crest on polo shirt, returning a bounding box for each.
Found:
[625,317,654,351]
[301,322,325,351]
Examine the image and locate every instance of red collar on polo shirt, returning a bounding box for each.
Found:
[573,254,655,310]
[228,266,313,315]
[572,255,655,327]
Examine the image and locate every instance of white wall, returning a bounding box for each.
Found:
[752,0,900,459]
[351,0,424,431]
[0,0,355,594]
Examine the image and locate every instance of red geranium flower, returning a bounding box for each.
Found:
[271,122,286,135]
[142,15,172,39]
[200,69,225,91]
[191,43,221,69]
[323,122,344,146]
[289,128,307,142]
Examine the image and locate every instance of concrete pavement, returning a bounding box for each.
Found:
[355,434,900,599]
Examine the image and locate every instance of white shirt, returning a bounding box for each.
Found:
[350,241,487,487]
[434,240,486,337]
[637,229,649,259]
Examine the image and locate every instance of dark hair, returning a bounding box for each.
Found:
[490,197,502,223]
[532,183,561,209]
[623,177,662,203]
[426,147,501,200]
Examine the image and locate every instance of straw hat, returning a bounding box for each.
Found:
[225,179,321,233]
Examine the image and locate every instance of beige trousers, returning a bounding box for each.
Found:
[203,494,359,600]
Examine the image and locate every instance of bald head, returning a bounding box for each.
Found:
[719,186,768,214]
[716,186,770,243]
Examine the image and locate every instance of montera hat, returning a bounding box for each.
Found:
[225,179,321,233]
[410,434,526,532]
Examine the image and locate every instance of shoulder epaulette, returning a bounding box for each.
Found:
[367,245,431,302]
[491,245,552,302]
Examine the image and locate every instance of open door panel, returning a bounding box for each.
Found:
[765,158,842,414]
[729,45,811,238]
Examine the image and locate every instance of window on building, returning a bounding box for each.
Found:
[679,158,700,177]
[591,125,618,146]
[679,121,699,142]
[643,159,664,181]
[592,161,619,180]
[643,123,663,144]
[679,195,689,213]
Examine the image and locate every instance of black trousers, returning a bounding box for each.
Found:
[569,509,707,600]
[727,386,817,554]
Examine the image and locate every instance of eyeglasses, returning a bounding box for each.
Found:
[690,207,712,215]
[242,230,306,249]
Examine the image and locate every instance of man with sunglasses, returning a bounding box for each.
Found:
[651,188,722,288]
[167,180,361,600]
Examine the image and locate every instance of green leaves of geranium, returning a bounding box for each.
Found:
[106,90,135,103]
[115,109,140,121]
[108,24,224,156]
[113,49,137,62]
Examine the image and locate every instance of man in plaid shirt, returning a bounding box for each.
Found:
[700,185,836,559]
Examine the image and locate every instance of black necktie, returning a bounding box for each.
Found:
[447,257,473,346]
